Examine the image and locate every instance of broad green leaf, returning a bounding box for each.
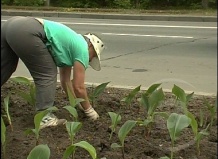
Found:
[172,85,186,103]
[167,113,191,141]
[1,117,6,145]
[108,112,121,129]
[91,82,110,99]
[186,92,194,103]
[34,107,58,131]
[74,141,97,159]
[4,95,12,125]
[27,144,50,159]
[25,129,36,136]
[142,119,152,126]
[139,93,149,110]
[199,108,204,127]
[145,83,162,96]
[111,143,122,149]
[62,145,76,159]
[18,91,34,106]
[118,120,137,146]
[10,76,31,85]
[186,111,198,136]
[148,88,165,115]
[66,122,82,143]
[121,85,141,106]
[64,106,78,121]
[194,124,210,141]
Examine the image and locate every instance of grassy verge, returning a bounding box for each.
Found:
[2,5,217,16]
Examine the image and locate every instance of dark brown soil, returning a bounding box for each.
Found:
[1,81,217,159]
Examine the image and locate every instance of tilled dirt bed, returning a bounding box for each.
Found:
[1,81,217,159]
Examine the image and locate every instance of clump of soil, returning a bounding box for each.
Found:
[1,81,217,159]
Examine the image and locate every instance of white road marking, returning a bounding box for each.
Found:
[102,33,193,39]
[1,20,216,29]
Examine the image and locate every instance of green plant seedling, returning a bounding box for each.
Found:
[108,112,122,140]
[63,141,97,159]
[27,144,50,159]
[138,84,166,137]
[63,85,84,121]
[121,85,141,108]
[66,122,82,145]
[25,106,58,145]
[111,120,137,159]
[89,81,110,107]
[3,94,13,131]
[203,96,217,130]
[1,117,7,159]
[186,111,210,156]
[10,76,36,106]
[167,113,191,159]
[172,84,194,113]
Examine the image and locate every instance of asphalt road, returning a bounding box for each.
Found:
[1,16,217,95]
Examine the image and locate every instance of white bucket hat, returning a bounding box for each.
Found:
[84,33,105,71]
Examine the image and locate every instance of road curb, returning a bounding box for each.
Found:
[1,9,217,22]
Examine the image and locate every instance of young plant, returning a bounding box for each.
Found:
[25,106,58,145]
[89,81,110,107]
[108,112,122,140]
[63,86,84,121]
[203,96,217,130]
[3,94,13,131]
[66,122,82,145]
[10,76,36,106]
[121,85,141,108]
[1,117,7,159]
[138,84,167,137]
[27,144,50,159]
[172,84,194,113]
[111,120,137,159]
[63,140,97,159]
[167,113,191,159]
[186,111,210,156]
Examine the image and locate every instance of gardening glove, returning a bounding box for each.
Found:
[84,106,99,120]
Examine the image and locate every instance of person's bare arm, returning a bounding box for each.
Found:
[72,61,91,110]
[59,62,91,110]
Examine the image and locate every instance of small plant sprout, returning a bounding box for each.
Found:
[111,120,137,159]
[3,94,13,131]
[167,113,191,159]
[138,84,167,137]
[121,85,141,108]
[186,111,210,156]
[203,96,217,130]
[63,141,97,159]
[10,76,36,106]
[1,117,7,159]
[63,85,84,121]
[27,144,50,159]
[172,84,194,113]
[25,106,58,145]
[108,112,122,140]
[66,122,82,145]
[89,81,110,107]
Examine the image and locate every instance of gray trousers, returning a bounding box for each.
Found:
[1,16,57,111]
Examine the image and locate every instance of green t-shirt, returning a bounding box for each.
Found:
[43,19,89,69]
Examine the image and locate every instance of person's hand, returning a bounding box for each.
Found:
[84,106,99,120]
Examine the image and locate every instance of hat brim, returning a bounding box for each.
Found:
[89,56,101,71]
